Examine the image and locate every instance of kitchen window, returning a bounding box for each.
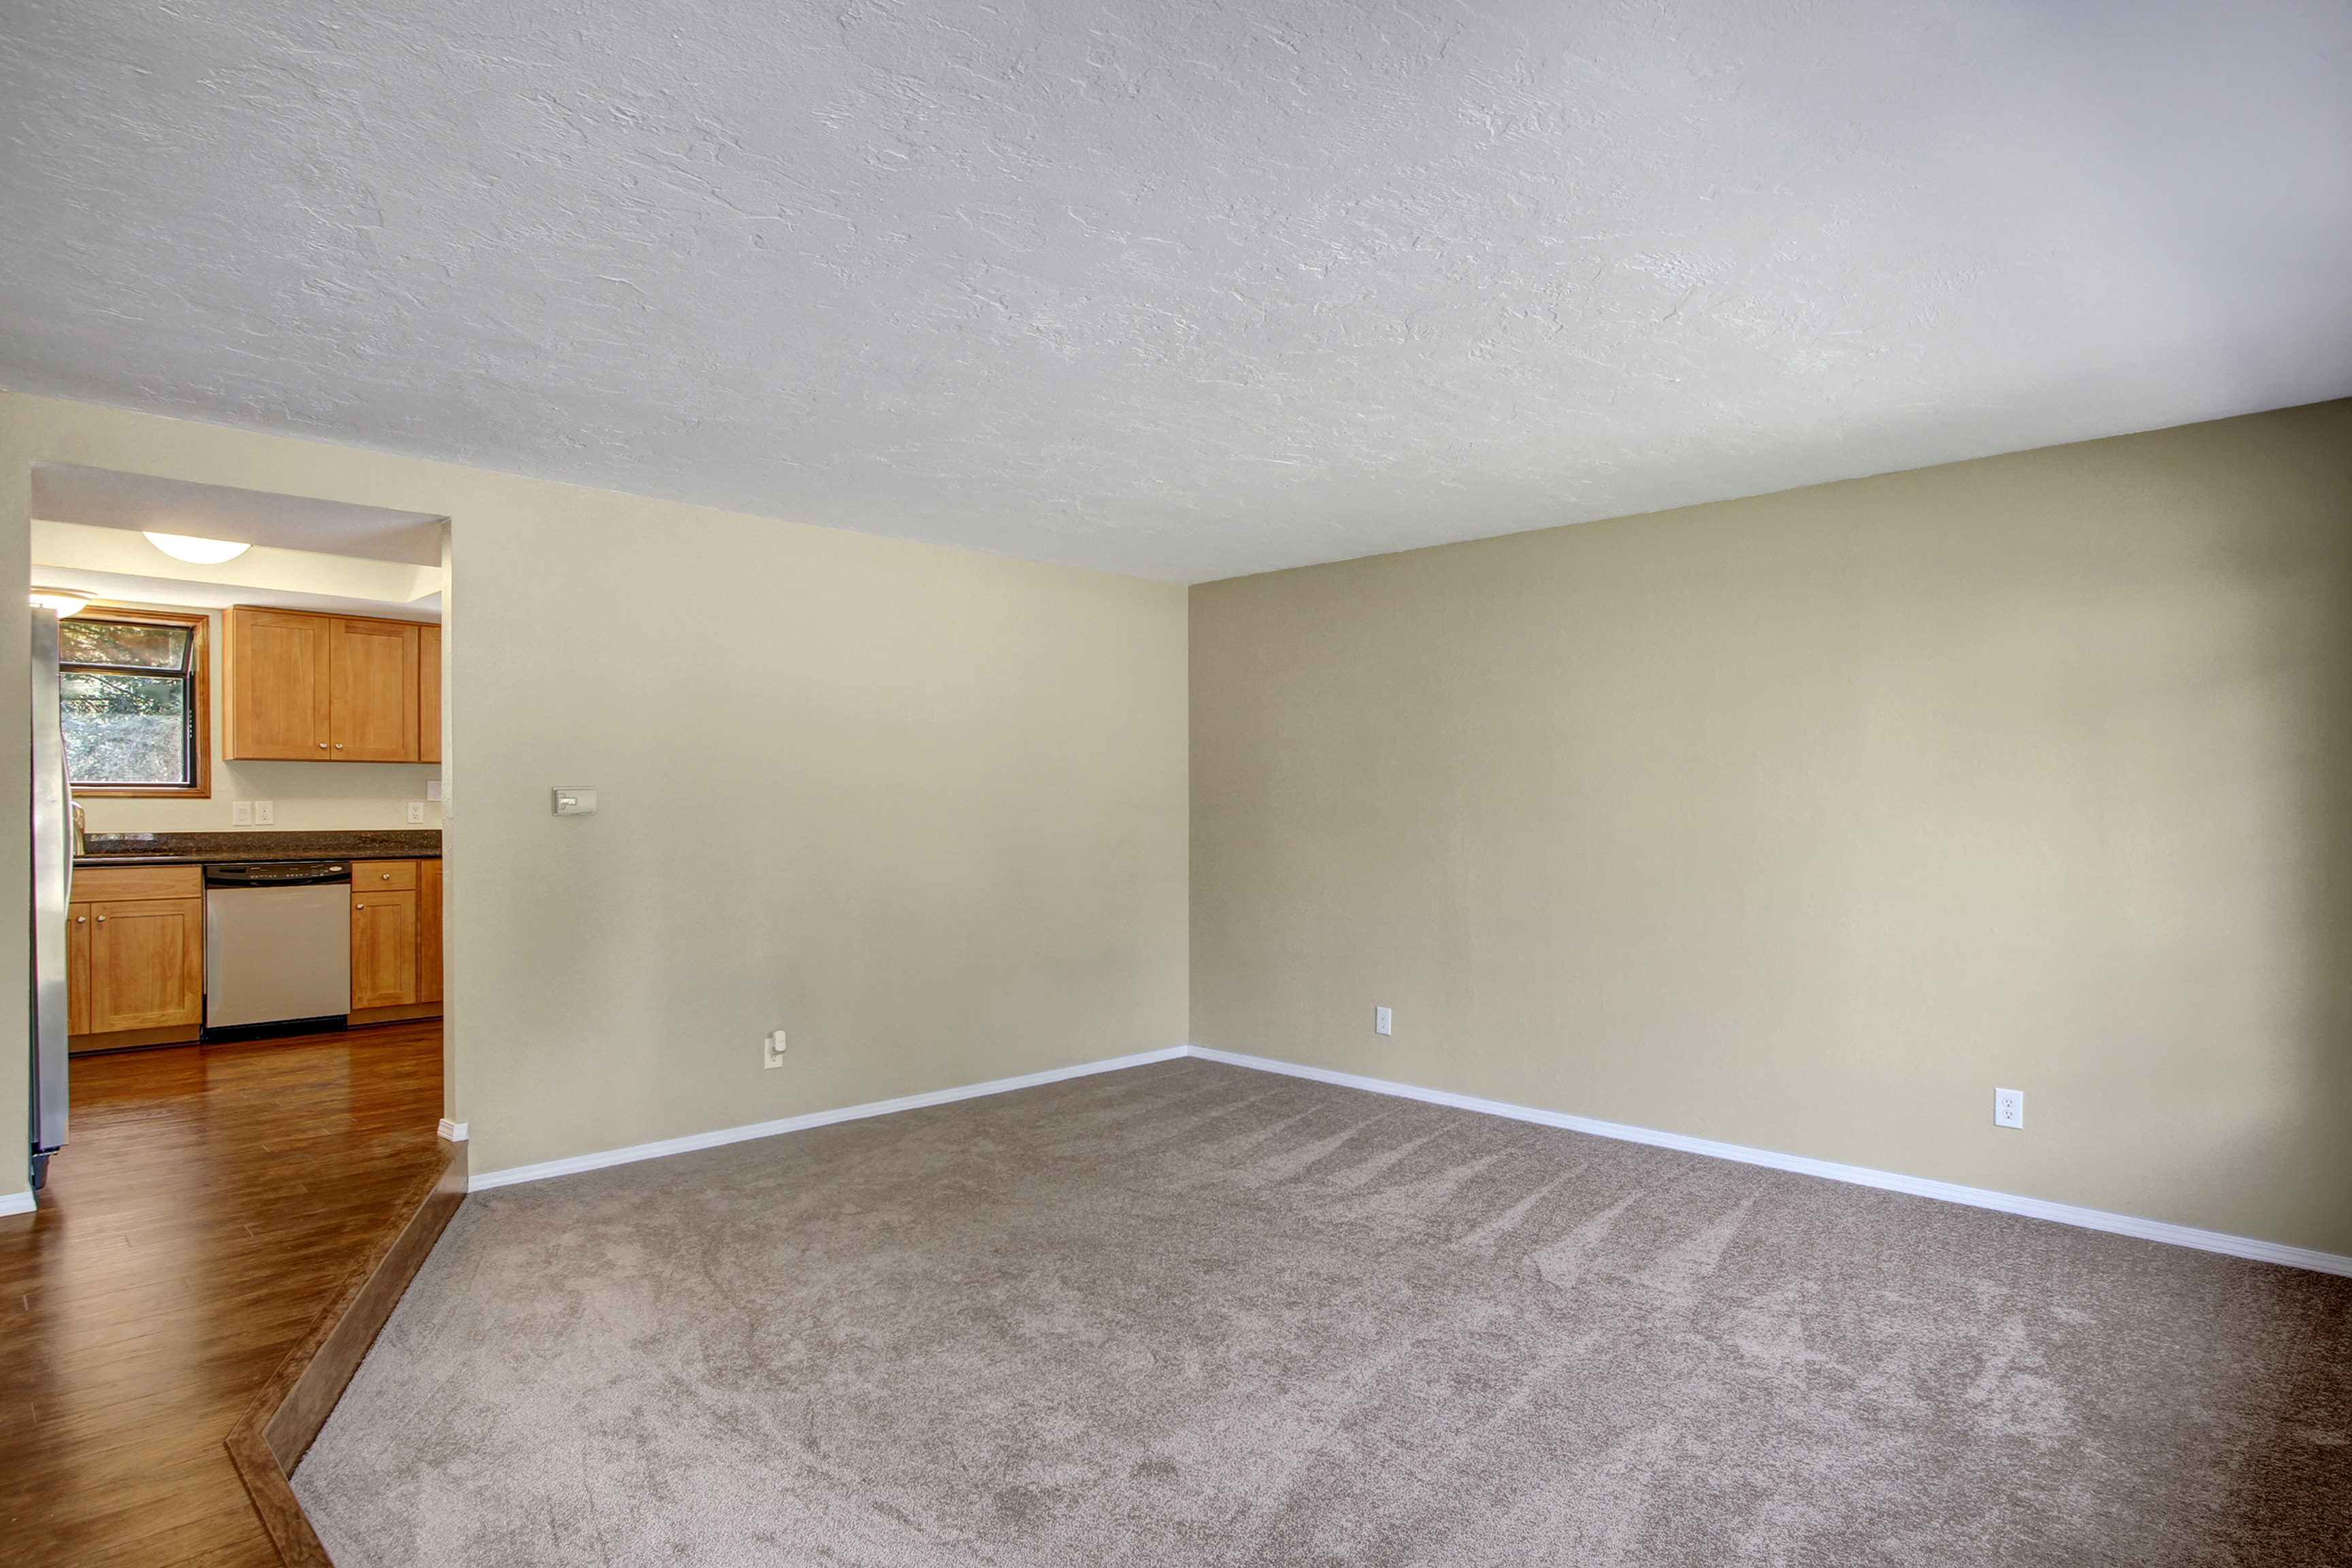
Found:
[59,608,212,798]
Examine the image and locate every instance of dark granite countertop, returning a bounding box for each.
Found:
[76,830,441,868]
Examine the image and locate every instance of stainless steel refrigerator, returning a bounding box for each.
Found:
[29,607,71,1189]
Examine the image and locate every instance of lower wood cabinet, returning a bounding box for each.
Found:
[419,857,444,1007]
[88,898,207,1032]
[351,859,442,1017]
[67,856,446,1051]
[67,866,206,1052]
[351,889,419,1008]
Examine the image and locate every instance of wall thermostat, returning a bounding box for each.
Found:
[552,786,598,817]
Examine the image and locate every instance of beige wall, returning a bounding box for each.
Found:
[1,392,1189,1197]
[1192,401,2352,1256]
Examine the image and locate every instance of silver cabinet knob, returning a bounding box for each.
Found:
[334,743,344,749]
[318,742,328,749]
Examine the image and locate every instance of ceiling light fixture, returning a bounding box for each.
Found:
[29,587,93,617]
[144,531,252,564]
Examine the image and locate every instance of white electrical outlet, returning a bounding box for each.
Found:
[1374,1006,1392,1036]
[232,801,252,826]
[407,802,425,824]
[1994,1088,2025,1129]
[253,800,275,825]
[764,1030,788,1068]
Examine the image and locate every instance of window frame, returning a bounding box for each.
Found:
[59,606,213,800]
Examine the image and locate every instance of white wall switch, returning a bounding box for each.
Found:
[764,1030,788,1068]
[552,786,598,817]
[232,800,252,826]
[407,802,425,824]
[425,780,443,802]
[1994,1088,2025,1129]
[253,800,275,825]
[1374,1006,1392,1036]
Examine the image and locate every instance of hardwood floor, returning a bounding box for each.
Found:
[0,1024,445,1567]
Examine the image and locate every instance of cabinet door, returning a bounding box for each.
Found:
[67,902,91,1036]
[351,889,419,1009]
[87,898,205,1032]
[418,624,442,766]
[330,619,421,761]
[417,858,443,1006]
[225,608,332,760]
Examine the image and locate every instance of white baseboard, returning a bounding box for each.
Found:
[466,1046,1190,1193]
[454,1039,2349,1278]
[0,1189,35,1217]
[1187,1045,2352,1279]
[437,1119,468,1143]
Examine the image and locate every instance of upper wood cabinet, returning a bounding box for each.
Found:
[226,608,436,763]
[418,624,442,766]
[223,609,331,760]
[329,618,419,761]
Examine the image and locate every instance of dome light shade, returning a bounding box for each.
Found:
[29,587,93,617]
[144,531,252,564]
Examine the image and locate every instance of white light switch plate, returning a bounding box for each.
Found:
[232,800,252,826]
[552,786,598,817]
[425,780,442,802]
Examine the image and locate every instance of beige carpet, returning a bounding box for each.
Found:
[293,1058,2351,1566]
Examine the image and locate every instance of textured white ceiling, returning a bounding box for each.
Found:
[3,1,2348,583]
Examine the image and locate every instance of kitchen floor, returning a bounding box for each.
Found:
[0,1022,444,1567]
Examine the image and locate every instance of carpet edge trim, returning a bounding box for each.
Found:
[466,1045,1191,1192]
[1186,1046,2352,1278]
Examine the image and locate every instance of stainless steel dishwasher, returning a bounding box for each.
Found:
[204,862,352,1041]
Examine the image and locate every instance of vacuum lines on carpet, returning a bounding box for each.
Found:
[294,1058,2351,1565]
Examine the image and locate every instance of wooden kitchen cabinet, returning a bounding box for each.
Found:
[329,617,419,760]
[69,866,206,1051]
[225,607,432,762]
[418,857,444,1006]
[350,892,420,1009]
[88,900,207,1032]
[351,898,419,1009]
[350,859,442,1017]
[67,902,91,1036]
[223,608,331,759]
[418,624,442,765]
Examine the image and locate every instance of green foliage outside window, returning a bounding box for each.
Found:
[61,618,197,788]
